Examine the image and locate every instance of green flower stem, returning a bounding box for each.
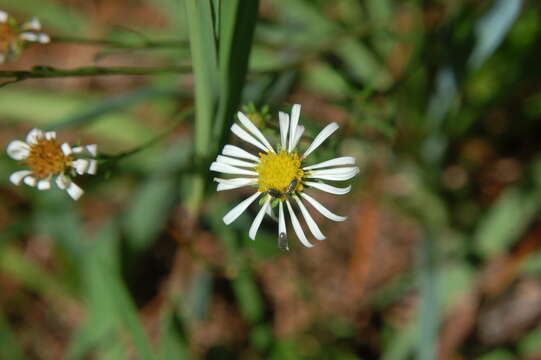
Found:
[52,36,188,49]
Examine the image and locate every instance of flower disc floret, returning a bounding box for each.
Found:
[25,138,73,178]
[256,150,304,194]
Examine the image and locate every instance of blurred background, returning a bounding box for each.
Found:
[1,0,541,359]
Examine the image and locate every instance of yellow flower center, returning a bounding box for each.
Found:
[256,150,304,197]
[25,138,73,178]
[0,23,16,53]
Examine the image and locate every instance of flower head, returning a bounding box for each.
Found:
[6,129,97,200]
[210,104,359,248]
[0,10,50,64]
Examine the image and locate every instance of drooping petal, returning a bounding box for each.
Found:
[216,155,257,169]
[22,17,41,30]
[285,199,313,248]
[300,193,347,222]
[24,175,38,187]
[279,111,289,151]
[278,201,286,236]
[26,128,44,145]
[222,144,260,162]
[290,125,304,152]
[37,178,51,190]
[288,104,301,153]
[223,191,261,225]
[210,162,258,176]
[237,112,275,153]
[304,181,351,195]
[293,195,326,240]
[303,156,356,170]
[6,140,30,160]
[9,170,32,185]
[249,199,271,240]
[231,124,270,154]
[66,182,84,200]
[302,122,339,159]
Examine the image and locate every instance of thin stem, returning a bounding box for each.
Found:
[0,65,191,80]
[52,36,188,49]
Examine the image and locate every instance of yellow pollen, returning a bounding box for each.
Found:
[24,138,73,179]
[256,150,304,197]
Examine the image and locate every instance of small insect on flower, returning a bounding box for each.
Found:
[210,104,359,248]
[0,10,50,64]
[6,129,97,200]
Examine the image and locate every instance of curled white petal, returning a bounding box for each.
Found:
[302,122,339,159]
[19,32,39,42]
[303,156,356,170]
[24,176,37,187]
[6,140,30,160]
[26,128,43,145]
[216,155,257,169]
[210,162,258,176]
[0,10,7,23]
[55,174,69,190]
[87,160,98,175]
[72,159,90,175]
[279,111,289,151]
[9,170,32,185]
[237,112,275,153]
[285,199,313,248]
[61,143,72,156]
[288,104,301,153]
[231,124,270,154]
[290,125,304,152]
[222,144,259,162]
[22,17,41,30]
[249,199,271,240]
[304,181,351,195]
[37,179,51,190]
[223,191,261,225]
[66,182,84,200]
[293,195,326,240]
[300,193,347,222]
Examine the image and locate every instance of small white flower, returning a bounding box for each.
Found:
[210,104,359,248]
[0,10,50,64]
[6,128,97,200]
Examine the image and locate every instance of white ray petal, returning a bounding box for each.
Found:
[285,199,313,248]
[216,155,257,168]
[26,128,43,145]
[210,162,258,176]
[304,181,351,195]
[37,179,51,190]
[22,17,41,30]
[66,182,84,200]
[290,125,304,152]
[223,191,261,225]
[55,174,69,190]
[61,143,72,156]
[293,195,326,240]
[278,201,286,236]
[305,173,358,182]
[266,202,275,219]
[87,160,98,175]
[0,10,8,23]
[288,104,301,153]
[36,33,50,44]
[217,183,252,191]
[86,144,97,157]
[237,112,275,153]
[44,131,56,140]
[214,177,257,185]
[222,144,260,162]
[72,159,90,175]
[231,124,270,153]
[6,140,30,160]
[303,156,356,170]
[24,176,37,187]
[9,170,32,185]
[308,166,360,176]
[279,111,289,150]
[19,32,39,42]
[302,122,339,159]
[249,199,271,240]
[300,193,347,222]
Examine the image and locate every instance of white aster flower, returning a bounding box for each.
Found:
[6,128,98,200]
[210,104,359,248]
[0,10,50,64]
